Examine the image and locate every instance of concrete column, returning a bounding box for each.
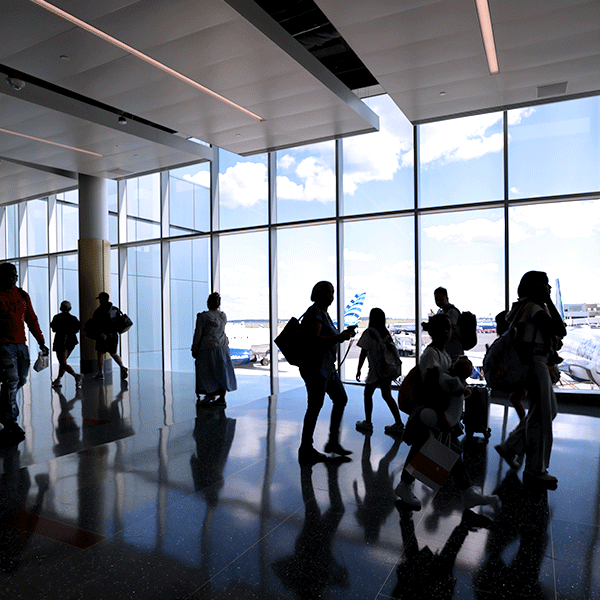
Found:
[78,174,111,373]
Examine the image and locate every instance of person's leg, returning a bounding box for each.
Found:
[381,380,402,423]
[324,372,350,454]
[299,371,327,451]
[363,383,375,423]
[0,345,21,428]
[97,351,105,377]
[524,359,555,477]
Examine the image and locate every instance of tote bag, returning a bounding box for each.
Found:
[405,433,459,492]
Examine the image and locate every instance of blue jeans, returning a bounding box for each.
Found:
[0,343,30,426]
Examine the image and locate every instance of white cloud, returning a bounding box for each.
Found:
[510,186,519,194]
[278,154,295,169]
[420,113,504,166]
[424,218,504,244]
[344,249,375,262]
[507,107,535,126]
[277,157,335,202]
[219,161,267,209]
[511,201,600,239]
[183,170,210,187]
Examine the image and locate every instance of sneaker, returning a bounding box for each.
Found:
[462,486,499,509]
[298,446,327,465]
[75,374,83,388]
[355,420,374,433]
[384,422,405,437]
[120,366,128,380]
[394,481,422,510]
[94,372,105,380]
[495,444,522,470]
[324,441,352,456]
[52,378,62,388]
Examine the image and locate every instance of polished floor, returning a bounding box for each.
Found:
[1,366,599,599]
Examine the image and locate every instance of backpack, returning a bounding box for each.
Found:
[397,366,423,416]
[457,310,477,351]
[370,328,402,380]
[482,320,529,392]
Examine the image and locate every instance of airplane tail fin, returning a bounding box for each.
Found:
[344,292,366,327]
[555,278,565,321]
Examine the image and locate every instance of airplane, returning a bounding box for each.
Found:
[227,292,367,366]
[555,279,600,387]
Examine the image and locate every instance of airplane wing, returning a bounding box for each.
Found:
[558,356,600,384]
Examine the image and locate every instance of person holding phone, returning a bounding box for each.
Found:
[297,281,357,464]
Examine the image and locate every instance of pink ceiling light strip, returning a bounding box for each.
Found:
[29,0,264,121]
[0,127,104,157]
[475,0,499,74]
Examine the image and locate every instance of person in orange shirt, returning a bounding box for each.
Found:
[0,262,49,446]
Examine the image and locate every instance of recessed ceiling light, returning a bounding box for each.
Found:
[60,54,70,61]
[475,0,499,74]
[0,127,103,157]
[439,91,447,96]
[29,0,264,122]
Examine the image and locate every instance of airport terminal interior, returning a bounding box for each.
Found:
[1,0,600,598]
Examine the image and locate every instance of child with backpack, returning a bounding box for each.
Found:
[355,308,404,436]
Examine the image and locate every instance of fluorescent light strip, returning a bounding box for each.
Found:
[29,0,264,122]
[0,127,104,157]
[475,0,499,74]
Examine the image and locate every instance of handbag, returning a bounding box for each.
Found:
[274,311,308,366]
[405,432,459,492]
[33,351,49,372]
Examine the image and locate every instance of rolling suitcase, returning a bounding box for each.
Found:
[463,384,491,441]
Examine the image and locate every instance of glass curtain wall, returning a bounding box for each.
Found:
[2,94,599,393]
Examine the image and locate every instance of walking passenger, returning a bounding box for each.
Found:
[355,308,404,436]
[191,292,237,407]
[92,292,128,380]
[0,262,49,446]
[297,281,357,464]
[494,271,566,488]
[434,287,463,360]
[51,301,83,389]
[395,314,498,511]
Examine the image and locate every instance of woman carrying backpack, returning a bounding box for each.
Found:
[394,313,499,511]
[355,308,404,436]
[494,271,566,488]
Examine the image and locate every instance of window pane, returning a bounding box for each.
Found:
[509,200,600,389]
[419,113,504,208]
[420,209,505,370]
[508,97,600,199]
[276,140,336,223]
[127,245,162,369]
[27,199,48,255]
[343,95,414,215]
[343,217,415,378]
[57,253,80,362]
[6,205,18,259]
[126,174,161,242]
[169,163,210,236]
[107,179,118,213]
[170,238,210,371]
[219,149,267,229]
[56,193,78,252]
[219,232,270,397]
[277,224,336,391]
[26,258,49,351]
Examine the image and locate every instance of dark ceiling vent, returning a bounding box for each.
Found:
[537,82,568,98]
[254,0,378,90]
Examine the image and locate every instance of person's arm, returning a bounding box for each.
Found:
[303,311,353,344]
[356,348,368,381]
[23,291,48,353]
[191,313,203,358]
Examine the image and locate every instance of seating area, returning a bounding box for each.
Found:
[1,368,599,599]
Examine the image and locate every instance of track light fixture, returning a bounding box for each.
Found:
[118,115,127,125]
[6,76,26,91]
